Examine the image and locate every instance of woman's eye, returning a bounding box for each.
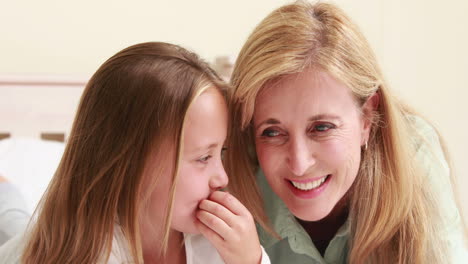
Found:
[312,123,335,132]
[261,129,280,137]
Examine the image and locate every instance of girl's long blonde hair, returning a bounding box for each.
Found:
[225,1,462,263]
[21,42,228,264]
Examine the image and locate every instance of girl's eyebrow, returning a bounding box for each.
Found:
[192,143,219,153]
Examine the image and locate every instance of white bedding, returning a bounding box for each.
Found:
[0,138,64,213]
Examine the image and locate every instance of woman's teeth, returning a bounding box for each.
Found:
[291,176,328,191]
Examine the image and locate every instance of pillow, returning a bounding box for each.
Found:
[0,138,64,213]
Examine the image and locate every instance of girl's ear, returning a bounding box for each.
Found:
[361,91,380,144]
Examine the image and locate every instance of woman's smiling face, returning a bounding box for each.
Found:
[253,69,371,221]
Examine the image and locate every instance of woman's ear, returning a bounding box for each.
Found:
[361,91,380,144]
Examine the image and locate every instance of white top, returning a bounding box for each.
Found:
[0,183,29,246]
[108,227,270,264]
[0,227,270,264]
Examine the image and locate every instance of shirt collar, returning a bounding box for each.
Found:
[256,169,350,258]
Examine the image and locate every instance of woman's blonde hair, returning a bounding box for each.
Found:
[225,1,460,263]
[21,42,228,264]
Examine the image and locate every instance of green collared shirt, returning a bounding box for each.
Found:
[257,171,349,264]
[256,116,467,263]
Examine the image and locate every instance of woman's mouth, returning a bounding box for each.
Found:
[290,175,330,191]
[287,174,332,199]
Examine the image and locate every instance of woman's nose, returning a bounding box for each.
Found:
[286,135,316,176]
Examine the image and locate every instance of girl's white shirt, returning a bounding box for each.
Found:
[107,226,271,264]
[0,227,270,264]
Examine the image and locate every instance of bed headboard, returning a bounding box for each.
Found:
[0,74,88,141]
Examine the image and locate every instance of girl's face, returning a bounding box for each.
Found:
[147,87,229,234]
[253,69,373,221]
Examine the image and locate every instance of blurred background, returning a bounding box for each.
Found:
[0,0,467,225]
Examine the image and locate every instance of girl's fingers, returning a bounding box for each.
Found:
[196,209,231,240]
[198,199,236,227]
[208,191,249,217]
[195,219,224,245]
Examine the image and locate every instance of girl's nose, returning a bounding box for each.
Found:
[209,162,229,190]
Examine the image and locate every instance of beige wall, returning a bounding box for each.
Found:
[1,0,467,222]
[381,0,468,224]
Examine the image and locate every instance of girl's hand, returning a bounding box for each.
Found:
[195,191,263,264]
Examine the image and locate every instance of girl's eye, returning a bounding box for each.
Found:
[261,129,281,137]
[221,147,227,160]
[198,155,212,163]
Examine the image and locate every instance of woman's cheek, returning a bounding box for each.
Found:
[324,138,362,185]
[256,143,287,184]
[323,141,348,163]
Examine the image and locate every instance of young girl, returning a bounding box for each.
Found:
[0,42,269,263]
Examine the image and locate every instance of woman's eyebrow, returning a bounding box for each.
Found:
[255,114,342,130]
[307,114,342,122]
[255,118,280,131]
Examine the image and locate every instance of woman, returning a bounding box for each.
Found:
[225,1,466,263]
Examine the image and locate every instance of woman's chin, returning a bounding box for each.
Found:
[288,203,334,222]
